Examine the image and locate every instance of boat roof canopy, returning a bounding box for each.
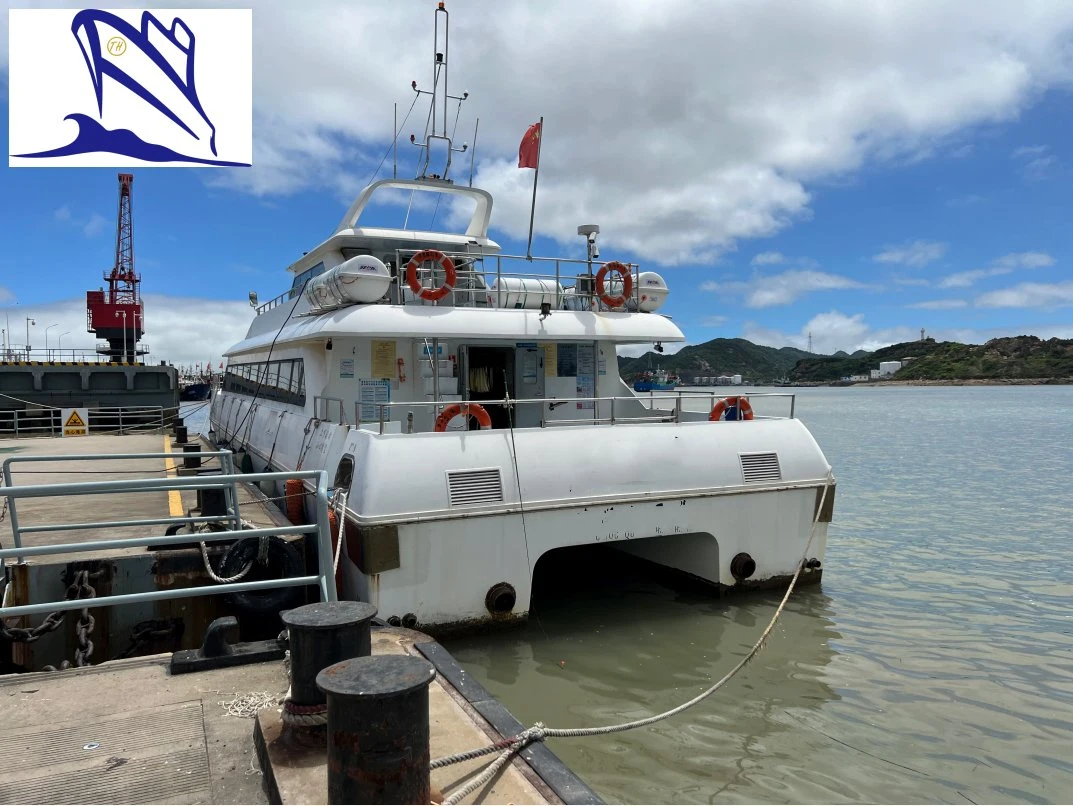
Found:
[226,306,684,357]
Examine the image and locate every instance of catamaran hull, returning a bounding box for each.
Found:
[211,393,833,634]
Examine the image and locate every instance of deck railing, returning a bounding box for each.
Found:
[255,250,645,315]
[0,405,175,438]
[354,392,797,434]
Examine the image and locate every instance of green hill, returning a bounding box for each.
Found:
[788,336,1073,382]
[619,338,812,383]
[618,335,1073,385]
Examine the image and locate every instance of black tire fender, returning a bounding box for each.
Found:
[218,536,304,614]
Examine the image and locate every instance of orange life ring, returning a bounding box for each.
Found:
[406,249,457,302]
[434,403,492,432]
[594,261,633,308]
[709,396,754,421]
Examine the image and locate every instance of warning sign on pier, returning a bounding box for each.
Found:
[61,407,88,437]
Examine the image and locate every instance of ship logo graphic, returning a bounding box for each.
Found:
[9,9,252,167]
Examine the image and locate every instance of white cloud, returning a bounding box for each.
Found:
[53,205,71,221]
[701,315,729,327]
[0,295,253,364]
[0,287,14,303]
[5,1,1069,264]
[892,275,931,286]
[939,250,1055,287]
[751,251,786,266]
[976,281,1073,308]
[1012,144,1049,158]
[746,270,866,307]
[873,240,948,268]
[994,251,1055,268]
[908,299,968,309]
[82,213,109,237]
[741,310,1073,354]
[1023,155,1057,180]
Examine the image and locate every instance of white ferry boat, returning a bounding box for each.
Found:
[210,4,835,635]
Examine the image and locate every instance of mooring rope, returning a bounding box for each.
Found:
[435,471,834,805]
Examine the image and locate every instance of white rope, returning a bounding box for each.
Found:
[332,490,348,575]
[196,520,267,584]
[219,691,279,718]
[437,471,835,802]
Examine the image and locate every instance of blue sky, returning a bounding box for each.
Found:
[2,2,1071,363]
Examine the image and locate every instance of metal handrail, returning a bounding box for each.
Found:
[0,405,172,438]
[0,468,336,618]
[353,392,797,433]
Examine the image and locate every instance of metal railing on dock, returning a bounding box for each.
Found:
[0,453,337,617]
[0,405,175,438]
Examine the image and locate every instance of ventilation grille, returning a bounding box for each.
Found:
[447,468,504,507]
[739,452,781,483]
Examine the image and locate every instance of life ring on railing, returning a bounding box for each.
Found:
[434,403,492,432]
[594,261,633,309]
[406,249,457,302]
[709,396,754,421]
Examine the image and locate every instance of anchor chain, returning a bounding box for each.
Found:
[0,610,65,644]
[72,570,97,668]
[117,617,184,660]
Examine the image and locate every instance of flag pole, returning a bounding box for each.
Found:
[525,116,543,261]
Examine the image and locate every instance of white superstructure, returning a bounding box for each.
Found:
[210,3,835,635]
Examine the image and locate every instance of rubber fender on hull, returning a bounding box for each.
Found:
[219,536,304,614]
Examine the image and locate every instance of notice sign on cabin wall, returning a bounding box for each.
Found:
[61,407,88,437]
[371,340,396,379]
[576,345,595,410]
[359,379,391,423]
[339,359,355,379]
[541,343,556,377]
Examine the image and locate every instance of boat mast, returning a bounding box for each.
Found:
[410,2,469,181]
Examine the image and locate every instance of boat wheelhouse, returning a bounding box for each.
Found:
[210,3,834,635]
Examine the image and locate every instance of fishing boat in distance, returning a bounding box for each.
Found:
[633,367,679,392]
[210,3,836,636]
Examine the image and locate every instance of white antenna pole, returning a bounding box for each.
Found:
[393,102,397,179]
[468,117,479,187]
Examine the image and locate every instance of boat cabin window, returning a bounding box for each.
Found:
[333,454,355,490]
[223,359,306,406]
[290,262,326,297]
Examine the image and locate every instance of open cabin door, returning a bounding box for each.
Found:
[513,344,544,428]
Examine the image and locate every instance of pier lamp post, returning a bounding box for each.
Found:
[45,322,60,359]
[25,317,35,359]
[58,331,70,360]
[115,311,127,363]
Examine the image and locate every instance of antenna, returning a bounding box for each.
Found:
[921,327,925,341]
[807,332,813,353]
[409,3,469,181]
[393,102,397,179]
[468,116,479,187]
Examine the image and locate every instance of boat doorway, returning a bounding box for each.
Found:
[461,345,515,429]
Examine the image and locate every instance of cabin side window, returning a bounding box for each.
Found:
[289,262,326,298]
[224,359,306,406]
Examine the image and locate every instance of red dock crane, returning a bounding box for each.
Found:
[86,173,145,363]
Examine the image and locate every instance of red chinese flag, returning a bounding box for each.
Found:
[518,122,541,169]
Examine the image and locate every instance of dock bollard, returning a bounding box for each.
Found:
[317,655,436,805]
[175,424,188,444]
[281,601,378,706]
[182,443,202,469]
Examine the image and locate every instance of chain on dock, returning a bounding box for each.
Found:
[433,472,834,805]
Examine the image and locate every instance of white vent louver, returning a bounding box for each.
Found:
[739,452,781,483]
[447,468,504,507]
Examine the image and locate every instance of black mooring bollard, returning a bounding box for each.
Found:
[317,655,436,805]
[281,601,378,705]
[182,442,202,469]
[175,424,188,444]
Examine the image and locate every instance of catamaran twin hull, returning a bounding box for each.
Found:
[212,394,834,635]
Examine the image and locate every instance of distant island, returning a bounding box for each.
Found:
[619,335,1073,386]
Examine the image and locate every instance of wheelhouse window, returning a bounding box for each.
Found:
[223,359,306,406]
[289,262,326,298]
